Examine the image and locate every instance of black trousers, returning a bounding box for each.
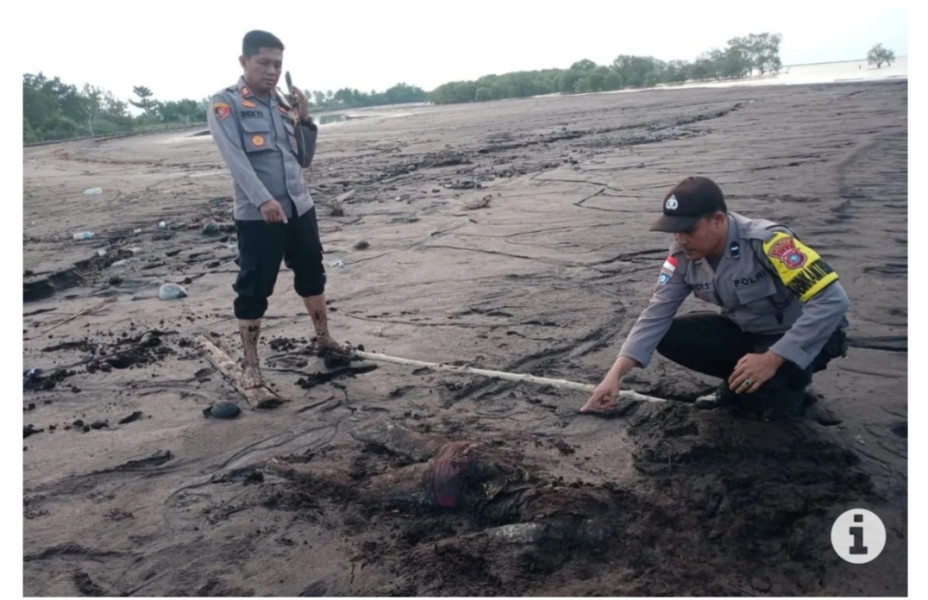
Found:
[232,206,326,320]
[655,313,846,415]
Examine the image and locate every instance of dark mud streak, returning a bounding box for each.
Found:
[846,336,907,352]
[574,187,605,207]
[24,543,123,562]
[340,312,500,329]
[73,571,107,596]
[25,451,178,503]
[423,243,546,263]
[592,248,668,266]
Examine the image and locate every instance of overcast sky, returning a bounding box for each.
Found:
[19,0,909,102]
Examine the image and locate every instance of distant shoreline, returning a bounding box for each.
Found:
[783,55,908,68]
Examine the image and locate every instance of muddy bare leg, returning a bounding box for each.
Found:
[238,319,263,389]
[302,294,343,352]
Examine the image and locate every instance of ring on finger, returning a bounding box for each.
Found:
[743,378,754,388]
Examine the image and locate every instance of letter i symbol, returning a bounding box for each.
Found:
[849,513,868,555]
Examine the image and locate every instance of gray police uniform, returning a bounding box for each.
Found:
[207,77,317,220]
[207,77,326,320]
[619,212,849,412]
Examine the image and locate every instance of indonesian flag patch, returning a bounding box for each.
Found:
[658,255,678,285]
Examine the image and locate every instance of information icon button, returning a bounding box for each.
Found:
[831,508,886,564]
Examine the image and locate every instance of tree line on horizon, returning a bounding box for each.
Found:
[430,33,783,104]
[22,75,430,143]
[23,75,212,144]
[23,34,898,143]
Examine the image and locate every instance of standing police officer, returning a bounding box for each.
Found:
[581,176,849,420]
[208,30,342,389]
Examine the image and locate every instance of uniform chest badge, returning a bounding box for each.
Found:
[251,134,266,147]
[242,99,258,108]
[658,255,678,285]
[213,102,231,120]
[767,236,806,269]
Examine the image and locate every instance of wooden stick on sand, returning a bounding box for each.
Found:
[353,350,666,404]
[41,296,118,334]
[195,334,285,409]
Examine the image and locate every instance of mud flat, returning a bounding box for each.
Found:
[23,79,907,595]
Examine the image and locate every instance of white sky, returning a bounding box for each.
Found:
[17,0,909,103]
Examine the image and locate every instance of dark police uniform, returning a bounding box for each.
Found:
[207,77,325,319]
[620,212,850,415]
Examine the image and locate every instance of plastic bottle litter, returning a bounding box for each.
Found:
[72,231,94,240]
[328,259,345,268]
[83,187,103,195]
[158,283,188,300]
[158,221,168,230]
[108,259,128,268]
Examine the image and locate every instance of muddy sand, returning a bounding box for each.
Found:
[22,80,907,596]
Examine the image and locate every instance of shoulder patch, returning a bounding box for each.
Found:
[767,235,807,269]
[658,255,678,285]
[213,102,231,120]
[762,232,838,301]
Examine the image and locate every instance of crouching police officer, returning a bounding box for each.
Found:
[581,176,849,420]
[207,30,342,389]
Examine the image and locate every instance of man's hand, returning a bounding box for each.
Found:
[581,355,638,413]
[289,85,310,121]
[581,373,620,413]
[259,199,288,224]
[728,350,784,394]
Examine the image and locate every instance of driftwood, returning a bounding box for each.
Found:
[463,194,493,210]
[353,350,666,404]
[41,296,117,334]
[194,334,286,409]
[336,189,356,203]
